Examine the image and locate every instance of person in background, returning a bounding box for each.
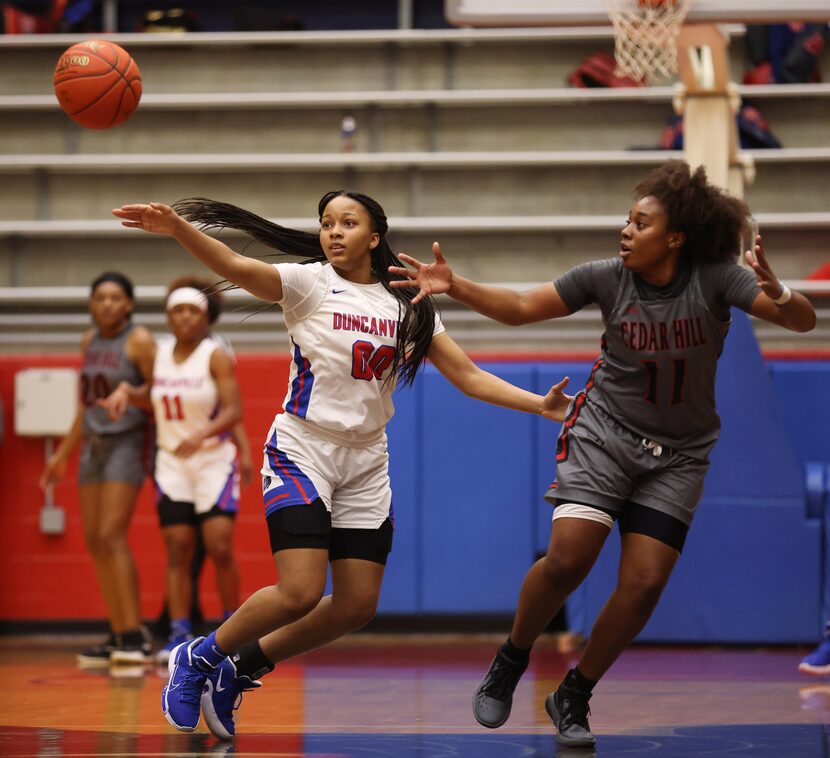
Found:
[39,271,154,666]
[105,276,249,664]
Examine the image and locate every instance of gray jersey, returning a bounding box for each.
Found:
[82,323,147,435]
[554,258,760,459]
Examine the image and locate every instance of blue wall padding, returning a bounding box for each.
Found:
[806,463,828,520]
[378,312,828,641]
[419,364,538,611]
[381,380,421,612]
[704,311,804,499]
[824,467,830,628]
[769,362,830,467]
[582,500,821,642]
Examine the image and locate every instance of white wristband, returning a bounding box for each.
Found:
[772,284,792,306]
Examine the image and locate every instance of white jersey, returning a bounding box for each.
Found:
[275,262,445,436]
[151,336,231,454]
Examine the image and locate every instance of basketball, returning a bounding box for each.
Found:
[53,40,142,129]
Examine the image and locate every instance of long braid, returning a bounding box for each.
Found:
[173,193,437,387]
[173,198,325,261]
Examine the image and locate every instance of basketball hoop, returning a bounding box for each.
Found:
[604,0,693,83]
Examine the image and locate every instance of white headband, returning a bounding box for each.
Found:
[166,287,208,312]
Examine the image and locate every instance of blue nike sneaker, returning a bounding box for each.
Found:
[162,636,208,731]
[201,656,262,740]
[800,638,830,675]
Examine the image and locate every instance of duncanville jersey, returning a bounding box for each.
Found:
[554,257,760,459]
[151,336,230,454]
[82,323,146,435]
[275,261,445,435]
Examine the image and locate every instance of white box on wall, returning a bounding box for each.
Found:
[15,369,78,437]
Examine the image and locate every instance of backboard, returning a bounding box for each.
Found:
[445,0,829,27]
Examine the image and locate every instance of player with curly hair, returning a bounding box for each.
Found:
[391,160,816,748]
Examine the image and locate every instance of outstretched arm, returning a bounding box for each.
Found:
[39,330,91,488]
[426,331,572,421]
[745,236,815,332]
[39,404,82,489]
[112,202,283,302]
[389,242,573,326]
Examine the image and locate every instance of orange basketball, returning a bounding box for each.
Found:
[53,40,142,129]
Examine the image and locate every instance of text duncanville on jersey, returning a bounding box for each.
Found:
[332,312,398,338]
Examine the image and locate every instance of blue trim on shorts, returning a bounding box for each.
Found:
[263,428,320,517]
[287,340,314,419]
[216,461,239,513]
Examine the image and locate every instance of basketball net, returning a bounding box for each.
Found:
[603,0,693,83]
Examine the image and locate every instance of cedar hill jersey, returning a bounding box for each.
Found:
[554,258,760,459]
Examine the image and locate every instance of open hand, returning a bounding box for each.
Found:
[388,242,453,305]
[541,377,573,422]
[39,455,67,490]
[174,434,204,459]
[744,235,786,301]
[112,202,183,236]
[97,383,130,421]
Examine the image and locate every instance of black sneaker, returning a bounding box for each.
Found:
[77,632,119,667]
[472,649,528,728]
[110,626,153,665]
[545,683,596,747]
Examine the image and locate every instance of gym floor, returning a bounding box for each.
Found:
[0,634,827,757]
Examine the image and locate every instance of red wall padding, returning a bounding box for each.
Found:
[0,353,291,621]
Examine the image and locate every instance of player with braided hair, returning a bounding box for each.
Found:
[391,160,816,747]
[112,190,573,739]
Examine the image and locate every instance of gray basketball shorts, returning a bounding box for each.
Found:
[544,394,709,528]
[78,428,148,487]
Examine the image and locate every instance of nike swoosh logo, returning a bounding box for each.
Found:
[168,663,182,689]
[331,289,347,294]
[215,668,226,693]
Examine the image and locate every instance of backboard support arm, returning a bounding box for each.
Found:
[675,24,753,196]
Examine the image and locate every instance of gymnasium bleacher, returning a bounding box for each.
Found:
[1,21,828,352]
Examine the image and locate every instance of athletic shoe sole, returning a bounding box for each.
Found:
[76,654,112,668]
[108,664,146,679]
[201,676,233,740]
[544,693,596,748]
[799,662,830,675]
[110,650,152,665]
[471,685,511,729]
